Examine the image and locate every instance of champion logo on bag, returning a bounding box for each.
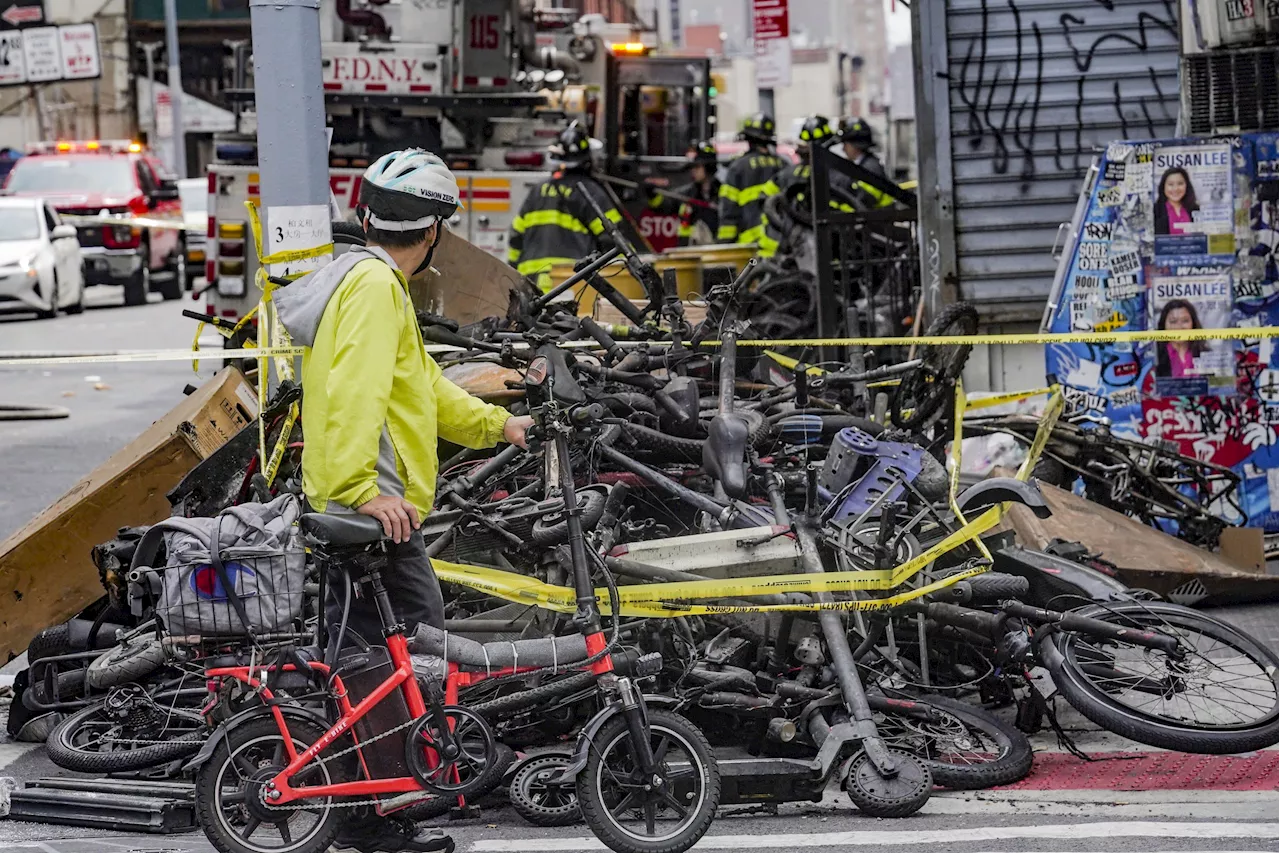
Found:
[189,562,257,600]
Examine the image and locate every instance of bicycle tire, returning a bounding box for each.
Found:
[47,701,204,773]
[1037,601,1279,754]
[509,751,581,827]
[471,670,597,720]
[875,694,1033,789]
[86,635,166,690]
[577,709,720,853]
[890,302,979,430]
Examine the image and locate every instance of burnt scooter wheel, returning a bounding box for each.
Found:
[843,748,932,818]
[510,752,581,827]
[577,709,720,853]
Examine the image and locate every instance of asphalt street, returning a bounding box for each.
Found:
[0,285,221,542]
[0,290,1276,853]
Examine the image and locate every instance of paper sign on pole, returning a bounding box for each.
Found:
[264,204,333,278]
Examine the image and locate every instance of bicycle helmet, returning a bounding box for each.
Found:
[798,115,835,149]
[549,121,593,168]
[688,140,718,166]
[739,112,776,145]
[837,117,876,149]
[358,149,460,232]
[358,148,460,274]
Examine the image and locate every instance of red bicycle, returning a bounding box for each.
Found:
[189,340,720,853]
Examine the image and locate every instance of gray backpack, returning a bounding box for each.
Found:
[131,494,307,639]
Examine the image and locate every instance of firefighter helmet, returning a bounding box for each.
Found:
[688,140,718,166]
[837,117,876,149]
[738,112,776,144]
[550,121,594,168]
[798,115,836,148]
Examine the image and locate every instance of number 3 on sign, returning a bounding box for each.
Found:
[264,205,332,279]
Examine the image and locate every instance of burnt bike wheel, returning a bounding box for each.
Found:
[510,752,581,827]
[195,716,346,853]
[890,302,979,430]
[873,694,1033,789]
[1039,602,1279,754]
[577,709,720,853]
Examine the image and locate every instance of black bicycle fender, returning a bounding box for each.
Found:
[182,704,331,772]
[957,477,1052,519]
[552,694,678,783]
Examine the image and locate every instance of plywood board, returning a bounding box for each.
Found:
[408,229,523,325]
[998,480,1277,603]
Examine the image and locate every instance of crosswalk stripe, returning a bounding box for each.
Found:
[468,821,1279,852]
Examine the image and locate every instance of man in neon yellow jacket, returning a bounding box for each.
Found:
[277,149,533,649]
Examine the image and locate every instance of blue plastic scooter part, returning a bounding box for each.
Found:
[777,414,825,445]
[819,427,926,520]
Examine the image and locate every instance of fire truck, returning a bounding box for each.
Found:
[202,3,712,321]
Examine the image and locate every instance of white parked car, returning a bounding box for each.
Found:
[0,196,85,318]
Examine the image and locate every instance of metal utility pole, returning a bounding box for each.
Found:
[162,0,186,177]
[140,42,163,145]
[249,0,331,271]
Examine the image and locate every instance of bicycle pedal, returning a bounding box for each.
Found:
[635,651,663,677]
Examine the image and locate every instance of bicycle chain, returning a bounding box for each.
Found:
[234,716,426,813]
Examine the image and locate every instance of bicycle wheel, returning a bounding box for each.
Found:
[1039,601,1279,754]
[577,709,720,853]
[195,716,344,853]
[47,694,204,774]
[874,694,1033,789]
[510,752,581,827]
[890,302,979,430]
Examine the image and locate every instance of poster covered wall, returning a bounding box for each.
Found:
[1045,132,1278,532]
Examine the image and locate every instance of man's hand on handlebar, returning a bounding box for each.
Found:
[503,415,535,449]
[356,495,421,544]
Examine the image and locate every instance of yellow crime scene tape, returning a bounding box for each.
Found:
[4,327,1274,368]
[430,384,1063,617]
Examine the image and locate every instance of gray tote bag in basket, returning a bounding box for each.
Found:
[131,494,307,640]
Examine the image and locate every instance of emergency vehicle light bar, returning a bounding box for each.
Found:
[609,42,649,55]
[28,139,144,155]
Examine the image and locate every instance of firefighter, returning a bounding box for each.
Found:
[508,122,623,292]
[717,113,785,246]
[646,140,721,246]
[837,116,894,209]
[757,115,850,258]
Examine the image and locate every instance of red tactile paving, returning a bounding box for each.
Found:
[996,751,1279,791]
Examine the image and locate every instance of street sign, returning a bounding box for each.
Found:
[0,30,25,84]
[754,36,791,88]
[0,0,44,29]
[0,20,98,85]
[20,25,57,81]
[59,23,99,79]
[751,0,788,41]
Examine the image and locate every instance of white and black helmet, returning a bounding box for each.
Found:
[358,149,460,232]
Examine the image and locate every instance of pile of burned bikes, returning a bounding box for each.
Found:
[12,233,1278,853]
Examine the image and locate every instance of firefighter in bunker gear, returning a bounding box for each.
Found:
[757,116,852,258]
[717,113,785,246]
[507,122,623,291]
[646,140,721,246]
[838,117,894,209]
